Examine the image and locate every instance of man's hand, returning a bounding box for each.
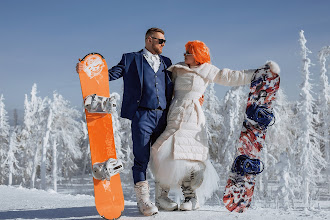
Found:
[199,95,204,106]
[76,59,83,74]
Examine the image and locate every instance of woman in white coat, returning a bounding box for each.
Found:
[151,40,256,211]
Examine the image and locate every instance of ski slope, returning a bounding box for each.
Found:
[0,185,329,220]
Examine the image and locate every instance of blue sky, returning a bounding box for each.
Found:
[1,0,330,111]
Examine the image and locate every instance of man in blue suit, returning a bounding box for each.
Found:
[77,28,176,215]
[107,28,175,215]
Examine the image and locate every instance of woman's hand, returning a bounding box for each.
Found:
[199,95,204,106]
[76,59,83,74]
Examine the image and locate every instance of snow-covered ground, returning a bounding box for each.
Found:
[1,182,330,220]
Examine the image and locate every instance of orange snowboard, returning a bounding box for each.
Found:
[78,53,124,219]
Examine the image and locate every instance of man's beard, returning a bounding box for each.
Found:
[152,44,162,55]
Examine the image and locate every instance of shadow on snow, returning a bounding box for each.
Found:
[0,206,99,220]
[0,204,147,219]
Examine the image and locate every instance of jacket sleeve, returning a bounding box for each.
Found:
[212,68,256,86]
[203,64,255,86]
[108,54,126,81]
[211,61,280,86]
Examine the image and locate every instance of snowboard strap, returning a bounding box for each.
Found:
[231,155,264,176]
[84,94,117,113]
[92,158,124,181]
[246,103,275,130]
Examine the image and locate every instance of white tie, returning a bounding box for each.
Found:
[142,49,160,72]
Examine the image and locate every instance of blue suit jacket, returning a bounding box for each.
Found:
[108,50,174,120]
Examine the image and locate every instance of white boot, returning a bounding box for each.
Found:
[134,181,158,216]
[180,177,200,211]
[155,182,178,211]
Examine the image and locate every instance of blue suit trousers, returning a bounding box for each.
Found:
[131,108,167,184]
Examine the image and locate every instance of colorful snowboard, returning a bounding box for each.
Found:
[78,53,124,219]
[223,62,280,213]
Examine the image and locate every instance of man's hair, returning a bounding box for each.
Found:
[145,27,165,39]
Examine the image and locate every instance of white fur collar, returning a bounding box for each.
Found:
[168,62,220,80]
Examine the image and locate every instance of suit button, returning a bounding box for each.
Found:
[137,100,140,103]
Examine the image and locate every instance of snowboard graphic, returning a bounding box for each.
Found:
[78,53,124,219]
[223,62,280,213]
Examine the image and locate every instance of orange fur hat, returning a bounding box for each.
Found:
[185,40,211,64]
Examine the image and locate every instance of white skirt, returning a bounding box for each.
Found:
[151,134,220,205]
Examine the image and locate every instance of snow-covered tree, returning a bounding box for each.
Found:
[115,93,133,176]
[40,101,52,190]
[51,137,58,191]
[80,118,91,177]
[218,86,247,172]
[318,46,330,170]
[203,83,224,168]
[110,92,124,160]
[275,152,297,210]
[22,84,49,188]
[50,92,83,190]
[262,89,298,208]
[0,94,10,184]
[294,30,326,209]
[5,131,20,185]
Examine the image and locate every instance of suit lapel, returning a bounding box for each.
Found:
[135,50,143,87]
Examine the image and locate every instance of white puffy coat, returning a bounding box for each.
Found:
[151,62,254,162]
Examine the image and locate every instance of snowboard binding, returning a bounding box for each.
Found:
[92,158,124,181]
[84,94,117,113]
[246,103,275,130]
[231,155,264,176]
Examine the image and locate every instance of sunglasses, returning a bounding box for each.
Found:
[184,52,194,56]
[151,37,166,44]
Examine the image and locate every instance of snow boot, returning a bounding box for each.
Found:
[179,179,200,211]
[134,181,158,216]
[155,182,178,211]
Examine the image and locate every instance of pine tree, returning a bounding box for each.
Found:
[295,30,326,209]
[218,86,247,173]
[5,131,20,185]
[50,92,83,189]
[80,117,90,177]
[115,93,133,177]
[0,94,10,184]
[318,46,330,172]
[51,137,58,191]
[40,100,52,190]
[203,83,224,169]
[275,152,297,210]
[110,92,124,160]
[263,89,298,208]
[22,84,48,188]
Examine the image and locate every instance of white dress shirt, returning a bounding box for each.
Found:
[143,48,161,73]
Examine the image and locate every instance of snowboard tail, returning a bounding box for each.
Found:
[223,63,280,213]
[78,53,124,219]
